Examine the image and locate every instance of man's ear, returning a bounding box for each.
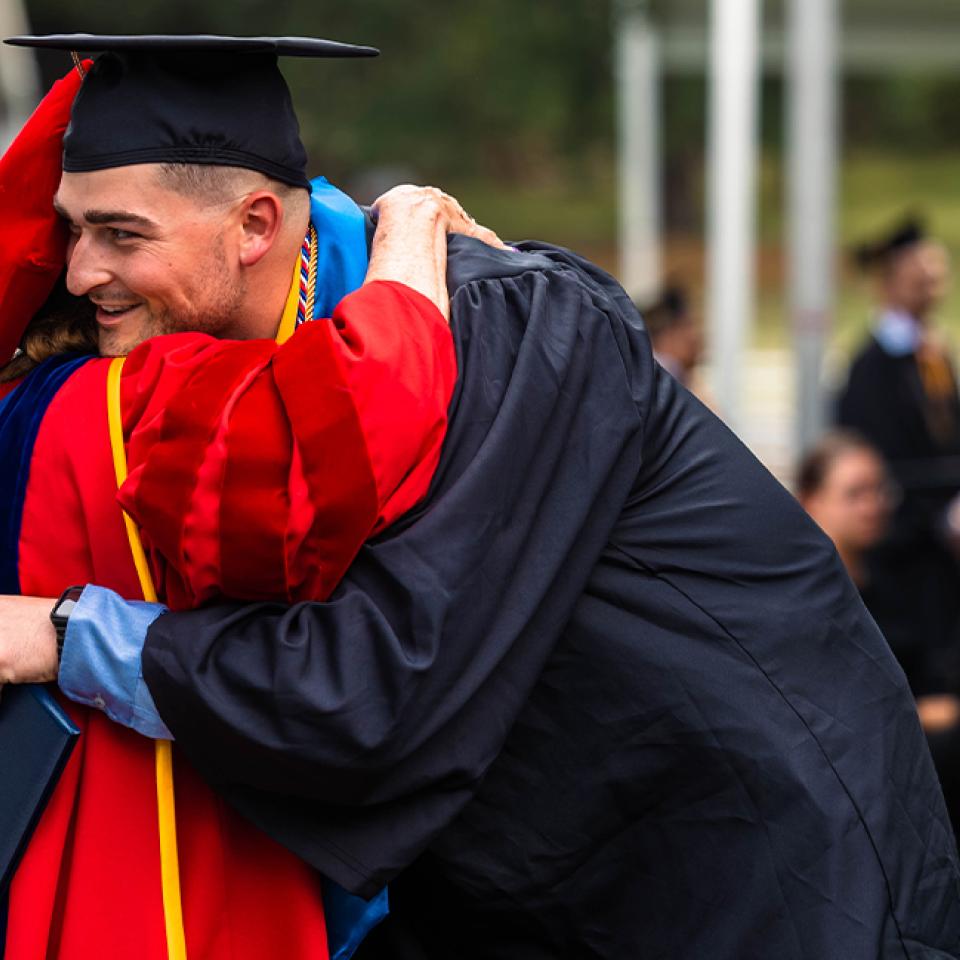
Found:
[237,191,283,267]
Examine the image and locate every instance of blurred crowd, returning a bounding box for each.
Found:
[807,218,960,832]
[642,219,960,835]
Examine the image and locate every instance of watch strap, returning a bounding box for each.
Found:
[50,585,85,662]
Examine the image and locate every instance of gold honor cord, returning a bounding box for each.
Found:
[305,223,319,323]
[106,357,187,960]
[275,223,318,346]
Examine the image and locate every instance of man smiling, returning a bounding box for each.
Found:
[53,164,304,354]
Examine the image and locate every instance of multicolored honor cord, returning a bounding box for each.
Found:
[296,223,319,327]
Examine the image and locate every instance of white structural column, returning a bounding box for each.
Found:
[706,0,762,431]
[0,0,40,150]
[616,0,661,302]
[787,0,839,455]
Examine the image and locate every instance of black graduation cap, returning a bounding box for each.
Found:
[4,34,380,191]
[853,216,927,272]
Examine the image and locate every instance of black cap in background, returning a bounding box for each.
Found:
[636,285,691,337]
[853,216,927,272]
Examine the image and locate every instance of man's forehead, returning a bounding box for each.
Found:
[55,165,175,216]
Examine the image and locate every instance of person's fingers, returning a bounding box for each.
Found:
[370,183,425,215]
[433,194,507,249]
[452,221,508,250]
[372,184,508,249]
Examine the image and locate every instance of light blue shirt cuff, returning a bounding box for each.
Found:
[58,584,173,740]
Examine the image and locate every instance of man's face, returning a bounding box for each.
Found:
[884,241,950,322]
[55,165,245,356]
[804,447,893,555]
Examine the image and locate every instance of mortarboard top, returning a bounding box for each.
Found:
[853,216,927,272]
[4,34,380,191]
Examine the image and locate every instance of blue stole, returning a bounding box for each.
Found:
[306,179,390,959]
[0,352,93,955]
[0,353,94,594]
[308,176,370,321]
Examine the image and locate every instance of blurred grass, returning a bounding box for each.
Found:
[443,148,960,361]
[446,176,618,257]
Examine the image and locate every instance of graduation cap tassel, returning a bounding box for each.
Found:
[69,51,86,78]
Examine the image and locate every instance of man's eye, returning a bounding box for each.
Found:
[109,228,139,241]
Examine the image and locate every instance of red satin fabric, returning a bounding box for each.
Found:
[119,280,455,609]
[9,359,330,960]
[0,65,88,364]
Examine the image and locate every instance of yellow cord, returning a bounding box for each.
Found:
[275,225,318,346]
[275,253,304,346]
[101,230,315,953]
[106,357,187,960]
[305,224,318,324]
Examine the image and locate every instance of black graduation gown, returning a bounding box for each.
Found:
[837,336,960,696]
[143,240,960,959]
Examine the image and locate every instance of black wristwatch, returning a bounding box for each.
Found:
[50,586,85,663]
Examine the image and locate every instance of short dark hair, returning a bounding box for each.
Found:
[156,163,302,205]
[796,430,877,500]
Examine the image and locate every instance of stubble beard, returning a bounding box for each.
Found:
[96,238,247,357]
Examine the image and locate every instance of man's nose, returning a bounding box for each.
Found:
[65,233,112,296]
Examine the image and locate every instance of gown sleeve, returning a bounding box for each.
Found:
[0,65,88,363]
[139,243,650,897]
[118,279,455,610]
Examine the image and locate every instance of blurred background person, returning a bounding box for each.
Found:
[797,430,893,594]
[637,284,703,387]
[798,429,960,833]
[836,217,960,699]
[636,283,718,408]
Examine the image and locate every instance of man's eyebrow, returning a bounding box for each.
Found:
[82,209,158,229]
[51,199,157,230]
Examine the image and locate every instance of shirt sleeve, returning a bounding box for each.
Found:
[58,584,173,739]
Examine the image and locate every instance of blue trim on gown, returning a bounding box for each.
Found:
[0,353,93,594]
[0,352,92,956]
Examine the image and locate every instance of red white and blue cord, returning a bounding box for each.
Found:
[296,223,319,327]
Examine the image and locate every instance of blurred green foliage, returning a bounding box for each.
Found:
[24,0,616,189]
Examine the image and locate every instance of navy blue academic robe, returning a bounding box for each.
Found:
[142,238,960,959]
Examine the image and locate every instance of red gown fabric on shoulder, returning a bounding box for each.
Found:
[119,279,454,610]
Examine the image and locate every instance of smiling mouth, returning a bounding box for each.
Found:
[94,304,139,326]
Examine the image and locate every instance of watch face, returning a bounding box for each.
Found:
[57,598,79,619]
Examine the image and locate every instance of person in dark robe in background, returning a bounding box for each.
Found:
[798,429,960,836]
[636,283,703,388]
[837,216,960,703]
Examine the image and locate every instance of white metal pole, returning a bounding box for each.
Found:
[787,0,839,456]
[616,0,661,302]
[706,0,762,430]
[0,0,41,150]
